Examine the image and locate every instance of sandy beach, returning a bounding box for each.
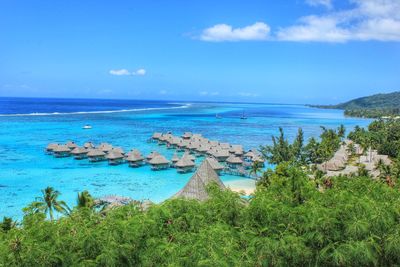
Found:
[224,179,256,195]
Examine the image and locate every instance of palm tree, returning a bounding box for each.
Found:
[249,161,263,178]
[77,190,95,209]
[31,187,70,220]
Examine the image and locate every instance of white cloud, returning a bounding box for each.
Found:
[305,0,332,9]
[134,68,146,76]
[109,69,131,76]
[277,0,400,42]
[200,22,270,42]
[109,68,147,76]
[197,0,400,43]
[199,91,220,96]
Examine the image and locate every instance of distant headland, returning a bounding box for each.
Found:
[310,91,400,118]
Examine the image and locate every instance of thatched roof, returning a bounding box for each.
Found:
[146,151,160,160]
[175,154,195,168]
[87,149,106,157]
[182,132,193,139]
[171,153,180,163]
[53,145,71,153]
[173,158,225,201]
[84,142,95,149]
[188,142,200,150]
[112,147,125,155]
[206,157,224,171]
[70,147,88,155]
[106,151,124,160]
[213,149,230,158]
[183,151,196,161]
[152,132,162,139]
[46,143,59,151]
[208,140,219,147]
[98,143,113,152]
[149,155,170,165]
[66,141,78,149]
[226,155,243,164]
[126,151,144,162]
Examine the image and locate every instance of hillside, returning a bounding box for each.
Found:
[311,91,400,118]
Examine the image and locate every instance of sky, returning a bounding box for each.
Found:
[0,0,400,104]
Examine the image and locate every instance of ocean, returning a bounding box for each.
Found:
[0,97,371,219]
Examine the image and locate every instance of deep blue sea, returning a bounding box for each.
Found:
[0,97,371,219]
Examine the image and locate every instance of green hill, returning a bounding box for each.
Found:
[311,91,400,118]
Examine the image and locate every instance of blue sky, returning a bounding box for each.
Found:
[1,0,399,104]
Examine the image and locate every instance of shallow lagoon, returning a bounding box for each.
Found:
[0,100,371,218]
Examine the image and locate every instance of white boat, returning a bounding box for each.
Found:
[83,125,92,129]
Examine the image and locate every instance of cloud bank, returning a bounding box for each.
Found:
[109,68,146,76]
[198,0,400,43]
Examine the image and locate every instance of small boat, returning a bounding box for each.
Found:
[216,113,222,119]
[240,111,247,120]
[83,125,92,129]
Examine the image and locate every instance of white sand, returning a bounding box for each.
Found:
[224,179,256,195]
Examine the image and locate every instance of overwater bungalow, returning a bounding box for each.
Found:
[126,150,145,167]
[106,151,125,165]
[158,135,167,145]
[182,132,193,139]
[146,151,161,161]
[208,140,219,148]
[45,143,59,154]
[87,149,106,162]
[175,155,195,173]
[84,142,95,149]
[170,137,182,149]
[243,150,256,161]
[53,145,71,158]
[230,145,244,156]
[98,143,113,153]
[148,155,170,170]
[177,140,189,151]
[212,149,230,162]
[187,142,200,153]
[171,153,180,167]
[197,144,210,155]
[172,158,225,201]
[206,157,225,174]
[70,147,89,160]
[183,151,196,161]
[66,141,78,150]
[151,132,162,142]
[226,154,244,169]
[112,147,125,155]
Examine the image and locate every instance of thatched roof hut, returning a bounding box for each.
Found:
[66,141,78,150]
[87,149,106,162]
[98,143,113,153]
[212,149,230,161]
[106,151,124,165]
[226,155,243,164]
[53,145,71,157]
[46,143,59,153]
[173,158,225,201]
[206,157,224,173]
[175,154,195,173]
[126,150,144,167]
[149,155,170,170]
[182,132,193,139]
[112,147,125,155]
[146,151,160,161]
[152,132,162,140]
[70,147,88,155]
[171,153,180,164]
[84,142,95,149]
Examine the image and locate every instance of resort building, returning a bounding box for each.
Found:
[171,153,180,167]
[151,132,162,142]
[126,150,145,167]
[70,147,89,160]
[84,142,95,149]
[206,157,225,174]
[148,155,170,170]
[87,149,106,162]
[173,158,225,201]
[66,141,78,150]
[226,155,244,169]
[175,154,196,173]
[106,151,125,165]
[182,132,193,139]
[212,149,230,162]
[146,151,161,161]
[45,143,59,154]
[98,143,113,153]
[53,145,71,158]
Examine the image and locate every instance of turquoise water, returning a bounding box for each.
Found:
[0,100,371,219]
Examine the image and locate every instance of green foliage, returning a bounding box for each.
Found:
[1,171,400,266]
[261,126,344,165]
